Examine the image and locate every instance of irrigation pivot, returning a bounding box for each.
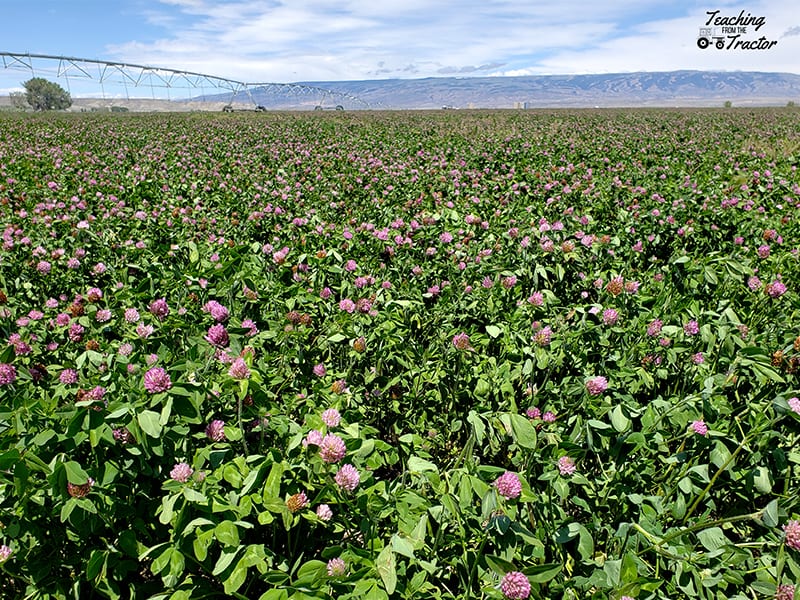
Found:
[0,51,371,111]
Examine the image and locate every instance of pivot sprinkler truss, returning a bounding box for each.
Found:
[0,51,372,110]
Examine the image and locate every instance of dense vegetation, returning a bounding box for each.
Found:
[1,108,799,599]
[21,78,73,112]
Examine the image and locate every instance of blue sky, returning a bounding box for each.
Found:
[1,0,799,95]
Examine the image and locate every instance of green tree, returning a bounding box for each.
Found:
[23,77,72,111]
[8,91,28,110]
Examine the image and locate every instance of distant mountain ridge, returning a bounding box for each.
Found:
[235,70,800,110]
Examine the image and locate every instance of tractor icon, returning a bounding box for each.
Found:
[697,27,726,49]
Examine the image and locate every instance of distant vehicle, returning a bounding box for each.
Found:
[314,105,344,111]
[222,104,268,113]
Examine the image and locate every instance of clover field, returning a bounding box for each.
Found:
[1,108,800,600]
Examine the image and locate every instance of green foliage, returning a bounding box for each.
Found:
[8,91,28,111]
[0,109,799,598]
[22,77,72,111]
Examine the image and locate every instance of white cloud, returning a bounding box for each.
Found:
[782,25,800,38]
[515,3,800,76]
[103,0,800,82]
